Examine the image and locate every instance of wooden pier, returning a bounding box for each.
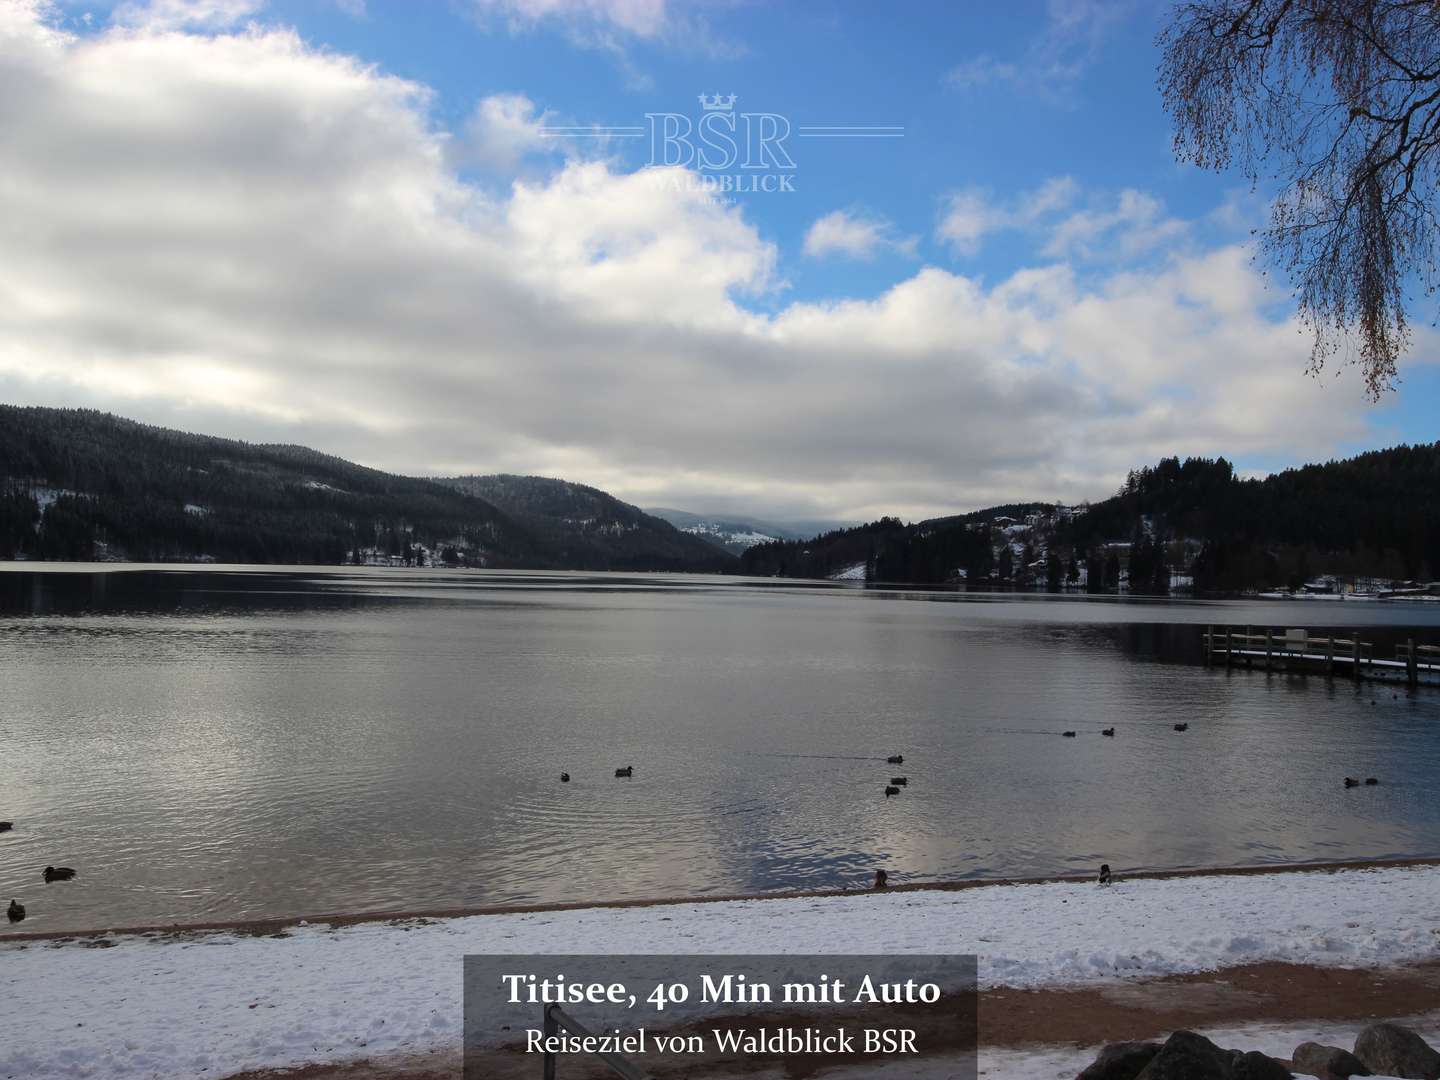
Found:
[1203,626,1440,687]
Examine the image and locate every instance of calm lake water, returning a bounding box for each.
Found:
[2,565,1440,934]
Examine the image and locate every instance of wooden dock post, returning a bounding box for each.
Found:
[1265,628,1273,671]
[1225,626,1233,668]
[1205,625,1213,667]
[1407,638,1419,687]
[1326,630,1335,677]
[1352,636,1361,682]
[1244,625,1253,668]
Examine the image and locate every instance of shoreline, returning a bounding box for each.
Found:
[7,853,1440,944]
[8,862,1439,1079]
[218,961,1440,1080]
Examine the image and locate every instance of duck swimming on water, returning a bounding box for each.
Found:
[1173,723,1189,732]
[1101,728,1115,737]
[0,822,13,833]
[886,755,904,765]
[6,899,22,923]
[43,867,76,883]
[884,785,900,797]
[614,766,633,778]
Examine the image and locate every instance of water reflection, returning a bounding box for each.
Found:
[1,566,1438,934]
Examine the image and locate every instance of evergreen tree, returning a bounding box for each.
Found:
[1045,550,1063,592]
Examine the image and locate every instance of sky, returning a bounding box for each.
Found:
[1,0,1437,524]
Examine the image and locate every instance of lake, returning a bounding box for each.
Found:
[2,565,1439,934]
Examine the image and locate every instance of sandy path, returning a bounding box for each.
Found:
[223,959,1440,1079]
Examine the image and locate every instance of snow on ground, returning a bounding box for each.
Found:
[830,561,867,581]
[3,866,1439,1079]
[25,486,78,511]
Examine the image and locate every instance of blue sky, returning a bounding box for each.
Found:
[255,0,1230,295]
[5,0,1437,520]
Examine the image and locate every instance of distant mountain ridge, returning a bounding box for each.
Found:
[5,405,1436,590]
[437,475,730,571]
[643,507,810,555]
[0,406,733,571]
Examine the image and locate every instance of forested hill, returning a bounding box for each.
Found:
[0,407,733,570]
[739,445,1440,591]
[437,475,732,571]
[1059,447,1440,590]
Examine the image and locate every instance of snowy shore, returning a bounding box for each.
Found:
[3,864,1439,1079]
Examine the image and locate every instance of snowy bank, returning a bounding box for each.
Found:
[983,1014,1440,1079]
[3,865,1439,1079]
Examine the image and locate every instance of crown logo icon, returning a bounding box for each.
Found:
[698,93,737,111]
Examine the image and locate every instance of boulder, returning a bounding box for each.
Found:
[1077,1041,1163,1080]
[1136,1030,1238,1079]
[1353,1024,1440,1080]
[1292,1041,1371,1079]
[1229,1049,1294,1079]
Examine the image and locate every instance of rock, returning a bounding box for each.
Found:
[1229,1049,1294,1079]
[1353,1024,1440,1080]
[1076,1041,1162,1080]
[1292,1041,1371,1079]
[1136,1030,1237,1079]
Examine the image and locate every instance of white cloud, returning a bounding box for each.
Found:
[111,0,263,31]
[457,92,558,172]
[803,210,915,261]
[936,180,1186,266]
[945,55,1020,93]
[935,191,1003,257]
[464,0,739,86]
[1042,189,1188,259]
[936,177,1077,257]
[471,0,672,38]
[946,0,1132,104]
[0,5,1388,522]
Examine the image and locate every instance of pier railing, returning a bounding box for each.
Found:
[540,1003,654,1080]
[1203,626,1437,686]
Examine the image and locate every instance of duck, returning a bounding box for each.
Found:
[886,755,904,765]
[6,899,22,923]
[1364,777,1379,785]
[1173,723,1189,732]
[560,772,570,783]
[1343,777,1360,788]
[1098,863,1112,886]
[0,822,12,833]
[874,869,889,890]
[43,866,76,883]
[889,777,908,786]
[1101,728,1115,737]
[1062,731,1077,738]
[614,766,633,778]
[884,785,900,797]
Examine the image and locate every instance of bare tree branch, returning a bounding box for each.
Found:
[1159,0,1440,397]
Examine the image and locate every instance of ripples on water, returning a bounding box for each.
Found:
[1,566,1439,933]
